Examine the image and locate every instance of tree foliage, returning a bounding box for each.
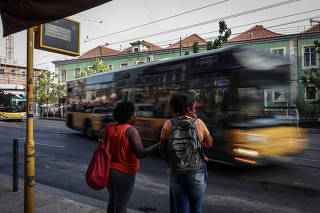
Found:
[34,70,65,117]
[207,20,231,50]
[75,58,111,78]
[192,41,199,53]
[301,40,320,92]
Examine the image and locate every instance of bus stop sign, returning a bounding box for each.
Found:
[35,18,80,56]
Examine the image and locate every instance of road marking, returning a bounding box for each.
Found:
[36,143,65,148]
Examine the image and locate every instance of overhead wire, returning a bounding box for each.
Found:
[35,15,319,66]
[35,0,316,65]
[116,8,320,48]
[83,0,229,43]
[34,0,229,65]
[102,0,302,46]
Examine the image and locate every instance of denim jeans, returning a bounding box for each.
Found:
[169,164,208,213]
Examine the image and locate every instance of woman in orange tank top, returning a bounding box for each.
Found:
[104,101,159,213]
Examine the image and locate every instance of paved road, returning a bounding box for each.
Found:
[1,119,320,212]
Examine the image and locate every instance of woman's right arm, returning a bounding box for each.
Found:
[126,127,159,159]
[159,138,168,160]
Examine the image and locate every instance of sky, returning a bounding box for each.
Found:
[0,0,319,71]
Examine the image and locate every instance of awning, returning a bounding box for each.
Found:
[1,0,112,37]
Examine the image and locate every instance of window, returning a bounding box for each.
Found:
[304,46,317,67]
[74,68,81,77]
[305,85,317,101]
[21,71,26,77]
[133,47,139,52]
[120,63,128,68]
[273,90,286,102]
[147,55,153,62]
[11,69,16,76]
[61,69,66,83]
[0,69,4,75]
[270,48,285,57]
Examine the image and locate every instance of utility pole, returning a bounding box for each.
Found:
[25,27,35,213]
[179,37,182,56]
[6,35,14,61]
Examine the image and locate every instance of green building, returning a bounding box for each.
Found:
[227,24,320,117]
[53,24,320,118]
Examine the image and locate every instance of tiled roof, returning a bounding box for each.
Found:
[122,40,163,53]
[301,23,320,34]
[228,25,283,42]
[79,46,120,59]
[168,34,207,49]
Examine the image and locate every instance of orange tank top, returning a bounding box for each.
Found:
[107,123,139,174]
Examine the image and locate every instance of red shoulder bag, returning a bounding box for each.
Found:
[86,125,111,190]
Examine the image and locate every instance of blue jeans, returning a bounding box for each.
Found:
[169,164,208,213]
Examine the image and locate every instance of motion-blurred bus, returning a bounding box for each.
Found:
[0,90,27,121]
[65,46,307,165]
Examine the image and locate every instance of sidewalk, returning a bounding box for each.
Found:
[0,173,142,213]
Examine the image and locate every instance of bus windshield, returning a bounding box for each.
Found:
[0,94,27,112]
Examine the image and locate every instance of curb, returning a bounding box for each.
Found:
[38,117,65,121]
[0,173,143,213]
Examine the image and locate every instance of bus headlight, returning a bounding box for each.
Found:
[0,115,7,120]
[245,133,268,143]
[234,148,259,157]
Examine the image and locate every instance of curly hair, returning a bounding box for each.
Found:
[113,101,135,124]
[169,93,195,116]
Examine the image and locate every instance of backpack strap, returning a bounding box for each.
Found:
[170,117,196,128]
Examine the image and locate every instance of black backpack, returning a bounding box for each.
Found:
[167,117,204,174]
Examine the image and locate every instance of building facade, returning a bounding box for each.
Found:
[0,57,49,95]
[228,24,320,117]
[53,26,320,117]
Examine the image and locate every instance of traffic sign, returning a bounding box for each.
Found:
[35,18,80,56]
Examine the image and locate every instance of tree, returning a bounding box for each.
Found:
[298,40,320,118]
[51,74,66,106]
[206,41,214,50]
[75,58,111,78]
[34,71,66,117]
[34,70,55,117]
[301,40,320,103]
[192,41,199,53]
[207,20,231,50]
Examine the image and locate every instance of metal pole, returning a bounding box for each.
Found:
[179,37,182,56]
[13,138,19,192]
[25,27,35,213]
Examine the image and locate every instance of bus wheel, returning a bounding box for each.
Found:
[84,119,93,138]
[67,114,73,128]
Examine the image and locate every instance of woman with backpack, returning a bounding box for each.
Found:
[104,101,160,213]
[159,93,213,213]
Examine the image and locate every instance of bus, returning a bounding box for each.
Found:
[0,91,27,121]
[65,46,307,165]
